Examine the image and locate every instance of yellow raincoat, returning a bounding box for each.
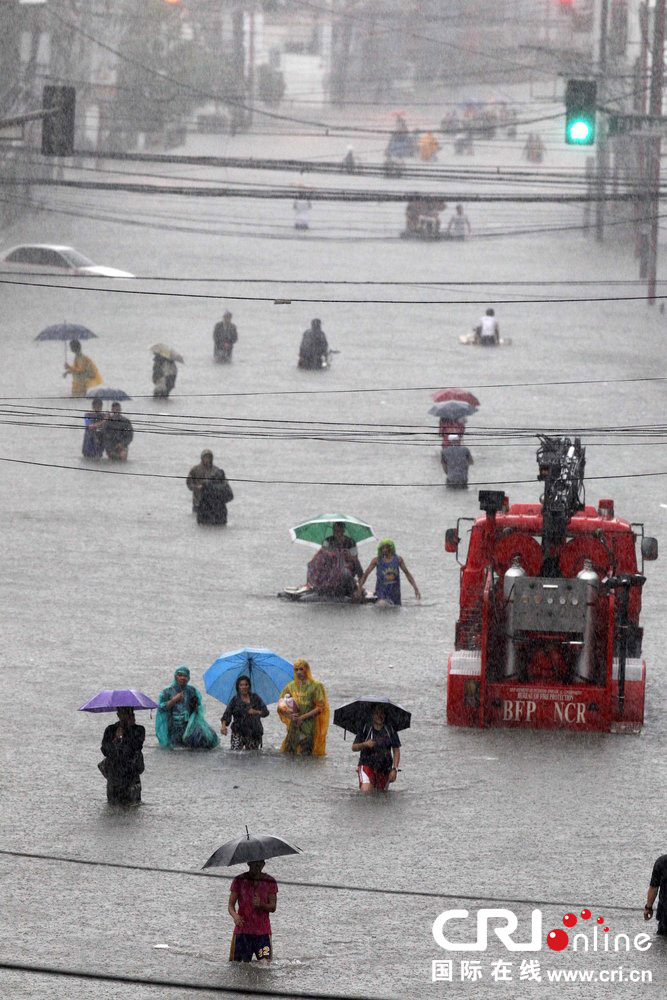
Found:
[278,659,329,756]
[65,353,102,397]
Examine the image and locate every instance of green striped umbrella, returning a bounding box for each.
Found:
[289,513,375,549]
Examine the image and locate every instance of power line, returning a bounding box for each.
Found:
[0,375,664,402]
[0,961,374,1000]
[0,848,642,912]
[4,275,667,306]
[5,270,667,289]
[18,178,667,203]
[0,456,664,488]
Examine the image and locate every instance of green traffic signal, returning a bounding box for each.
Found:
[566,118,593,144]
[564,79,597,146]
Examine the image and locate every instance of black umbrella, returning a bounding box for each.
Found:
[202,827,302,868]
[333,695,412,734]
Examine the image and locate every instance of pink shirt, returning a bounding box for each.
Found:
[231,873,278,936]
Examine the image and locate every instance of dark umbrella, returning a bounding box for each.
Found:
[86,386,132,401]
[333,695,411,734]
[35,322,97,361]
[203,827,302,868]
[428,400,475,421]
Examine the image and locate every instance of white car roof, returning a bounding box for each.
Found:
[4,244,75,251]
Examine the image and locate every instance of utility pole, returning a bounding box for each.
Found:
[647,0,666,303]
[247,5,255,128]
[595,0,609,242]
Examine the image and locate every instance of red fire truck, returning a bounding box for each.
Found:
[445,437,658,732]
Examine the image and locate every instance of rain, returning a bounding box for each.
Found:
[0,1,666,998]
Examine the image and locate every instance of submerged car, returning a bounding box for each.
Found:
[0,244,133,278]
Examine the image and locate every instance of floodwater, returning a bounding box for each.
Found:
[1,117,666,999]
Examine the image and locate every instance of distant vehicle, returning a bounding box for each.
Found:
[0,244,134,278]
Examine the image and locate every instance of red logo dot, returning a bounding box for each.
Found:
[580,909,591,920]
[546,929,569,951]
[563,913,577,927]
[596,916,604,924]
[604,926,609,933]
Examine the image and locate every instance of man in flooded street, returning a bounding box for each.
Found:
[352,705,401,794]
[228,860,278,961]
[213,311,238,363]
[102,402,133,461]
[298,318,329,369]
[441,435,474,487]
[186,449,223,513]
[645,854,667,935]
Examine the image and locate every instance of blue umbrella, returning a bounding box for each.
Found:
[204,647,294,705]
[35,322,97,343]
[86,386,132,401]
[35,323,98,360]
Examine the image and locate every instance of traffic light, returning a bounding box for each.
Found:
[564,79,596,145]
[41,85,75,156]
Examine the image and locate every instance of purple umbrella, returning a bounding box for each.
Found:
[79,690,157,713]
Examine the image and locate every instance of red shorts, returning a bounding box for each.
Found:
[358,765,390,790]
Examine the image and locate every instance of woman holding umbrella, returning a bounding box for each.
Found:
[220,675,269,751]
[100,707,145,805]
[64,339,102,397]
[277,659,329,756]
[150,344,182,399]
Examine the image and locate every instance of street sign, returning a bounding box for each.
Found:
[608,114,667,138]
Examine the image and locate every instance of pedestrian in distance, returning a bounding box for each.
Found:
[277,658,329,756]
[228,859,278,962]
[298,318,329,370]
[357,539,421,605]
[292,192,312,230]
[352,705,401,794]
[446,204,471,240]
[102,402,133,461]
[441,435,474,488]
[152,354,178,398]
[220,675,269,750]
[63,339,102,397]
[100,707,145,805]
[341,145,356,173]
[645,854,667,935]
[419,130,440,161]
[81,396,106,459]
[197,470,233,526]
[186,449,223,512]
[474,307,500,345]
[156,667,219,749]
[306,520,364,598]
[213,311,238,363]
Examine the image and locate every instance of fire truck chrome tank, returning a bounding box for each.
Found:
[445,436,658,733]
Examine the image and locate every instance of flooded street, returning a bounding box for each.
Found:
[1,123,666,999]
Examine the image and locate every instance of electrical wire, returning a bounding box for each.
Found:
[0,456,663,488]
[0,375,664,402]
[3,275,667,306]
[0,961,374,1000]
[0,848,644,912]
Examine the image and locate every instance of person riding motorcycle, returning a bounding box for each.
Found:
[298,318,329,370]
